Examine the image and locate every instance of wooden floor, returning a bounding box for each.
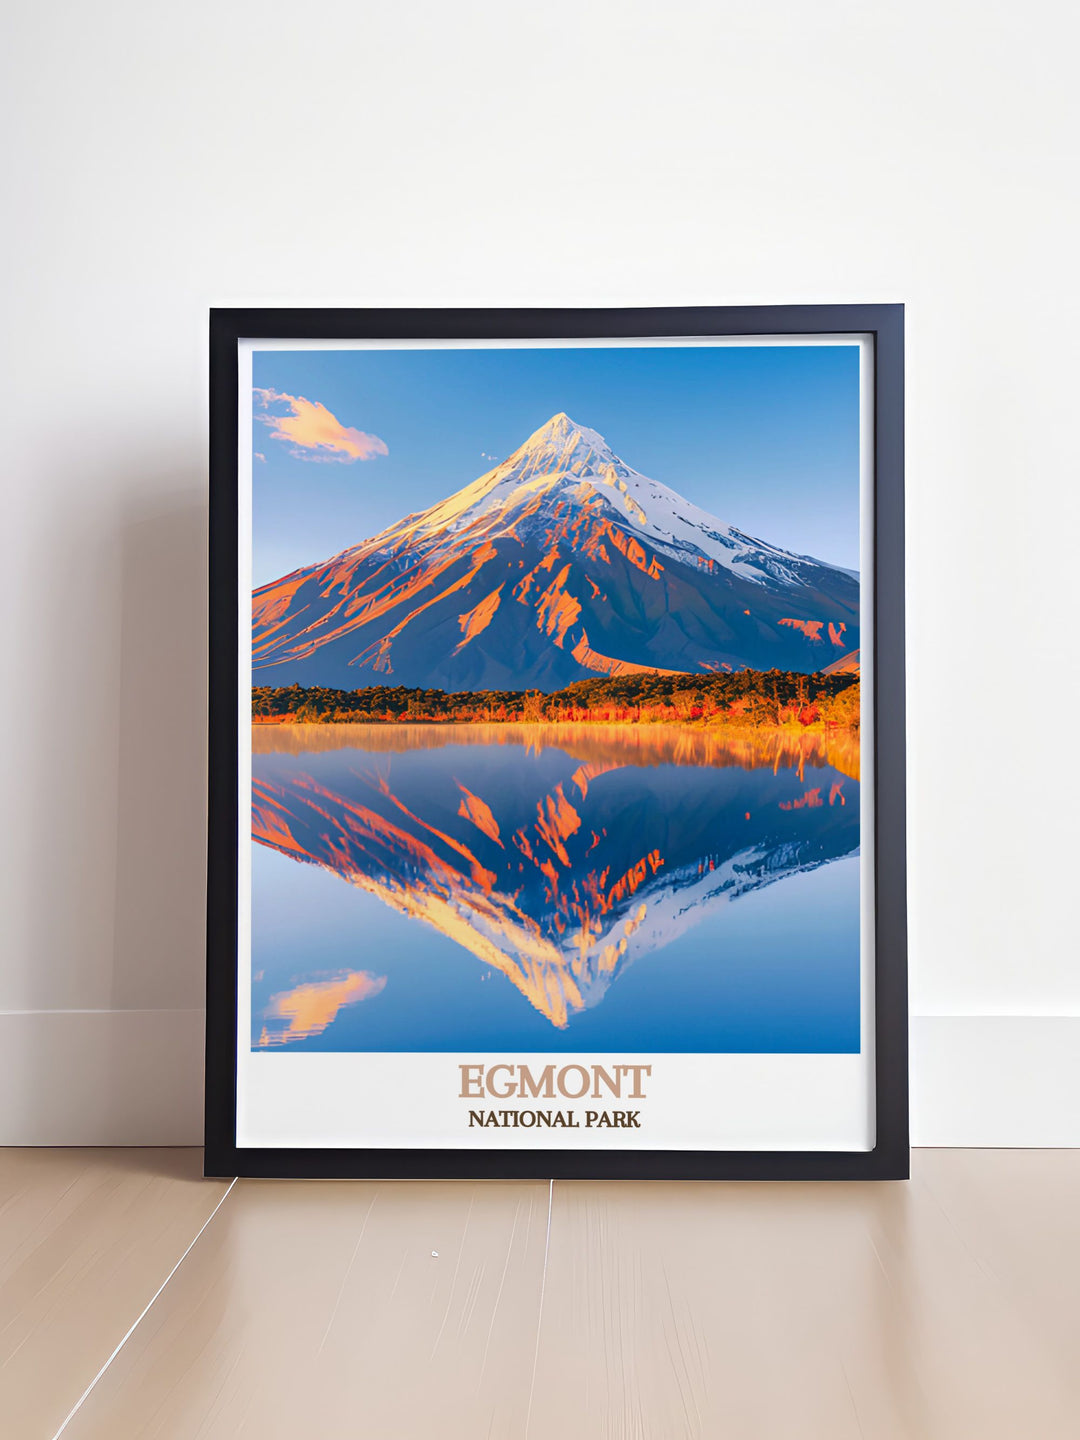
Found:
[2,1151,1079,1438]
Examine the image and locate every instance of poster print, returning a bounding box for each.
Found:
[207,308,907,1180]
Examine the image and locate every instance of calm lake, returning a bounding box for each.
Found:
[250,723,861,1054]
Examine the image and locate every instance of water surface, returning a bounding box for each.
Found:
[250,724,860,1053]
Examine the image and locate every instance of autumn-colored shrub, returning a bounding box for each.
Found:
[251,671,860,730]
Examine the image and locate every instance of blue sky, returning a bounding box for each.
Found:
[251,344,861,587]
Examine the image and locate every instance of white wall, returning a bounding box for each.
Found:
[2,0,1077,1145]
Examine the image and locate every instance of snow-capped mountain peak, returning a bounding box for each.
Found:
[410,412,634,536]
[252,411,861,691]
[392,412,848,590]
[514,411,620,470]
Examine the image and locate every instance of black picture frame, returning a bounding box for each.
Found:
[206,305,907,1181]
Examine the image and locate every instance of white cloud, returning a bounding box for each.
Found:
[254,387,388,463]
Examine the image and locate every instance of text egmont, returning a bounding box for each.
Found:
[458,1063,652,1100]
[459,1062,650,1130]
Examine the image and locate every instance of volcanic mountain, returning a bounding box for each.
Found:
[253,413,859,691]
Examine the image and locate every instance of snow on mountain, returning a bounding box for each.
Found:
[252,412,860,690]
[337,412,851,589]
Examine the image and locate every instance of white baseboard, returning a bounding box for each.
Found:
[0,1011,1077,1148]
[0,1009,204,1146]
[910,1015,1080,1147]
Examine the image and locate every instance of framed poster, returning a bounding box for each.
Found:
[206,305,907,1180]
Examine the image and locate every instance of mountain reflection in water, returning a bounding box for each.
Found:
[251,724,860,1048]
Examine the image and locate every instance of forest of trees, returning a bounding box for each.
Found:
[252,669,860,730]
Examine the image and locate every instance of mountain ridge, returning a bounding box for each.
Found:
[253,413,860,691]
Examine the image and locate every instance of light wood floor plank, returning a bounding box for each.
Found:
[11,1151,1080,1439]
[60,1178,550,1440]
[528,1151,1080,1439]
[913,1148,1080,1386]
[0,1148,230,1439]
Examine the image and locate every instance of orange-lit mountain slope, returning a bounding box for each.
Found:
[823,648,860,675]
[253,413,859,691]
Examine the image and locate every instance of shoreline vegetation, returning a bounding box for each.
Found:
[251,670,860,732]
